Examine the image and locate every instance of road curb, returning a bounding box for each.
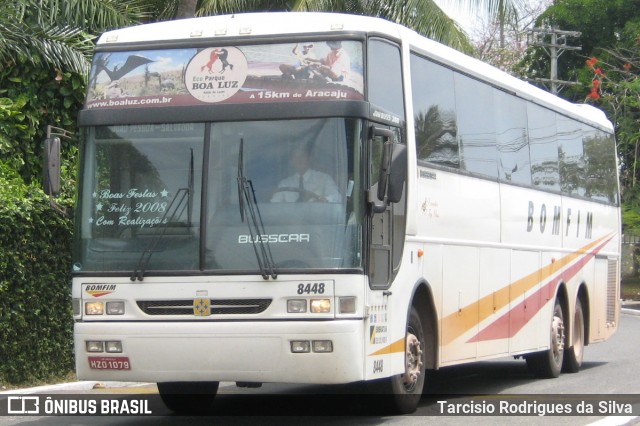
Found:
[621,300,640,316]
[622,307,640,316]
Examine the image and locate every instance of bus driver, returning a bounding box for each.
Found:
[271,144,340,203]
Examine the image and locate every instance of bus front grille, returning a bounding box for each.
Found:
[136,299,272,316]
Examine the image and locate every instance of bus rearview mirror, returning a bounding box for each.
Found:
[43,137,61,197]
[386,143,407,203]
[369,126,407,212]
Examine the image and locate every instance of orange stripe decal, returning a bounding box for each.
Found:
[469,235,613,342]
[440,234,613,346]
[368,337,405,357]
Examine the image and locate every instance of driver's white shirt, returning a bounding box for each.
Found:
[271,169,340,202]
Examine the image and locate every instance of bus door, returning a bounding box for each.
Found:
[364,37,407,379]
[365,124,407,379]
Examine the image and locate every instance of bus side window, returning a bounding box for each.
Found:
[410,53,459,169]
[367,38,405,119]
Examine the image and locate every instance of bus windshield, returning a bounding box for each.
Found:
[74,118,365,275]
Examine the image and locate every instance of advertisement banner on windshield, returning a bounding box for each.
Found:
[85,41,364,110]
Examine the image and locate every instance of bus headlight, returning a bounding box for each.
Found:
[86,341,104,353]
[290,341,311,353]
[106,301,125,315]
[310,299,331,313]
[290,340,333,353]
[338,297,356,314]
[85,302,104,315]
[312,340,333,353]
[287,299,307,313]
[105,341,123,353]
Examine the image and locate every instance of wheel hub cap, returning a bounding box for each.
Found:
[403,333,423,388]
[551,315,565,361]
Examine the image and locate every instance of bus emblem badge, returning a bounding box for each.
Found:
[194,298,211,316]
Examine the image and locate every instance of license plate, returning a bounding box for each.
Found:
[88,356,131,370]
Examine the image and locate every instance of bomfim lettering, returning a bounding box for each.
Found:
[526,201,593,239]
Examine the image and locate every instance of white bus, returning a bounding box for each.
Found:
[66,12,620,414]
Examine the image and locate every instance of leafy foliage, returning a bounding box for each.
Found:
[578,52,640,231]
[0,0,151,75]
[0,59,80,384]
[0,147,74,384]
[515,0,640,233]
[0,62,83,186]
[519,0,640,101]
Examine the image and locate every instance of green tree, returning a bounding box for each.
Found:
[0,1,151,75]
[0,1,150,385]
[0,0,534,73]
[473,0,551,73]
[518,0,640,101]
[173,0,529,53]
[582,52,640,215]
[513,0,640,234]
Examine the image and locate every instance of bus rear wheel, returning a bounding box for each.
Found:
[157,381,219,413]
[563,298,584,373]
[526,299,565,378]
[384,306,426,414]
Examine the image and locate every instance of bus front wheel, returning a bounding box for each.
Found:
[384,306,426,414]
[157,381,219,413]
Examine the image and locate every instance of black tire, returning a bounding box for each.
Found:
[378,306,426,414]
[157,381,219,413]
[526,299,565,378]
[563,298,585,373]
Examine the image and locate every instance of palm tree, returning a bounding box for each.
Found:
[290,0,471,51]
[187,0,471,51]
[193,0,528,53]
[0,0,529,75]
[0,1,150,75]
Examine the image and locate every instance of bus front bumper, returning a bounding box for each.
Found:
[75,320,365,384]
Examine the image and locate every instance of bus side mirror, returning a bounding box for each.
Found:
[386,142,407,203]
[43,137,61,197]
[369,127,407,213]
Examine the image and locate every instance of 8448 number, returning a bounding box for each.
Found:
[297,283,325,295]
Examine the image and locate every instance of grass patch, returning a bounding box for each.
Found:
[0,371,76,391]
[622,277,640,300]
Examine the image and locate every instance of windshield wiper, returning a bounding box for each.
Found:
[130,187,189,282]
[237,138,277,280]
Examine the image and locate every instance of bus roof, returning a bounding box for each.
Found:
[96,12,401,45]
[96,12,613,132]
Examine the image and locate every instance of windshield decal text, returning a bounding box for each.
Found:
[238,234,310,244]
[90,187,172,229]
